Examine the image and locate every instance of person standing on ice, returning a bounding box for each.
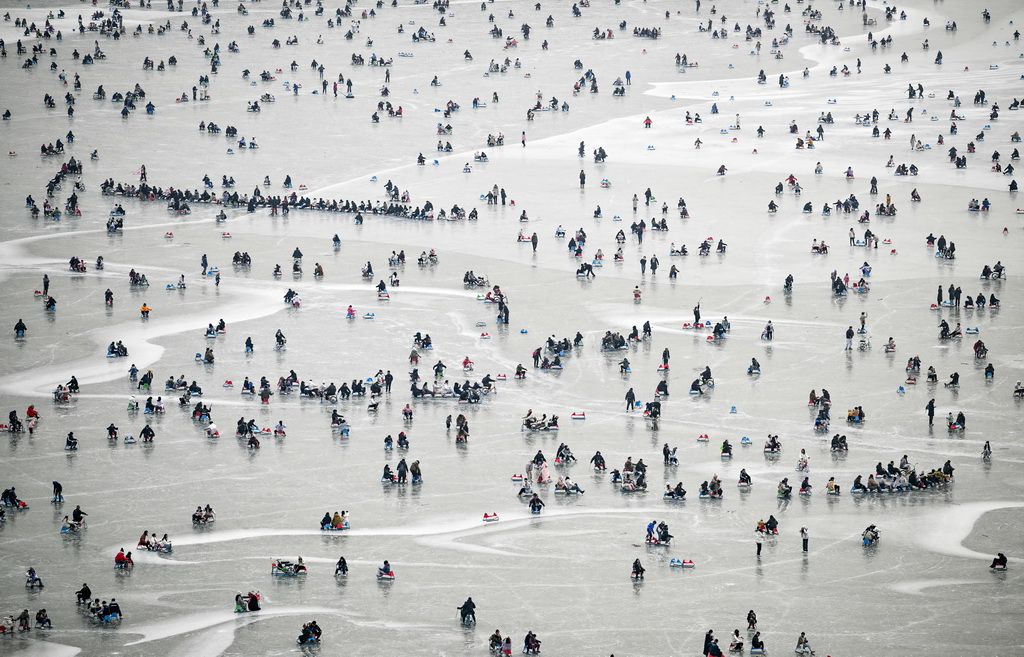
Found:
[579,170,585,188]
[625,388,635,411]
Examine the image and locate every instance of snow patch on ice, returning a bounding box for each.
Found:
[910,501,1024,560]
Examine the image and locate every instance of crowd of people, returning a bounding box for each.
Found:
[1,0,1015,652]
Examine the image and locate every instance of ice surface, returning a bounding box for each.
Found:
[0,0,1023,654]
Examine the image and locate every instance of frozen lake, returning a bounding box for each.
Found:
[0,0,1022,654]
